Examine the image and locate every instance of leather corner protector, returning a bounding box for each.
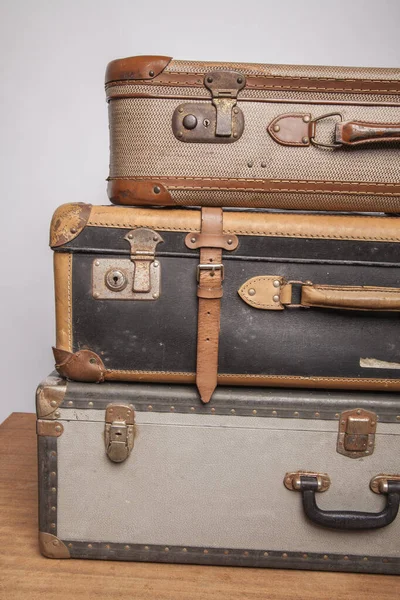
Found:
[36,420,64,437]
[53,347,106,383]
[36,376,67,418]
[50,203,92,248]
[267,114,312,146]
[107,179,174,206]
[238,276,285,310]
[105,55,172,83]
[185,232,238,250]
[39,532,70,559]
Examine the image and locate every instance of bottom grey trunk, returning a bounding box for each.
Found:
[37,376,400,574]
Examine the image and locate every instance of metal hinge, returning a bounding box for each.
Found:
[337,408,377,458]
[104,404,135,463]
[92,228,163,300]
[172,70,246,143]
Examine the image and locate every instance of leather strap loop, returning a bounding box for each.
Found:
[196,208,224,403]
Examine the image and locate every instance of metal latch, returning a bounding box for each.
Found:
[337,408,377,458]
[92,228,163,300]
[172,70,246,143]
[104,404,135,463]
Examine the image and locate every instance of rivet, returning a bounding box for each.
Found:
[206,76,214,84]
[237,77,243,84]
[178,107,184,113]
[233,132,238,138]
[315,412,320,417]
[357,409,361,415]
[88,401,93,407]
[94,260,100,266]
[233,108,239,115]
[227,238,233,245]
[303,115,310,123]
[273,295,279,302]
[51,487,56,493]
[344,556,349,561]
[127,233,133,239]
[125,545,130,550]
[149,70,155,77]
[302,136,309,144]
[244,551,249,556]
[68,400,73,406]
[51,506,56,512]
[152,293,159,299]
[54,412,60,418]
[51,451,57,457]
[50,523,56,529]
[170,406,175,412]
[89,358,97,364]
[105,544,110,549]
[153,186,161,194]
[147,405,153,411]
[224,550,229,555]
[93,292,100,299]
[154,261,159,267]
[231,409,236,414]
[282,553,288,558]
[365,450,369,454]
[88,544,92,549]
[264,552,269,557]
[164,547,169,552]
[51,472,56,477]
[252,409,257,415]
[294,411,299,417]
[203,549,208,554]
[371,421,376,426]
[70,227,77,234]
[273,280,280,288]
[182,547,187,552]
[53,540,59,546]
[144,546,149,550]
[341,420,346,425]
[68,543,73,548]
[190,407,195,412]
[273,124,280,132]
[50,400,57,407]
[247,161,253,168]
[335,413,340,418]
[190,236,196,243]
[272,410,277,416]
[397,415,400,421]
[261,162,267,168]
[55,425,62,432]
[303,553,308,558]
[211,407,216,413]
[248,288,256,296]
[368,441,373,446]
[323,554,328,560]
[363,557,368,561]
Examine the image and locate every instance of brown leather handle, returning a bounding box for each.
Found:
[238,277,400,311]
[335,121,400,146]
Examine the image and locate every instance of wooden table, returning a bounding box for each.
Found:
[0,412,399,599]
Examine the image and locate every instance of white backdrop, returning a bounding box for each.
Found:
[0,0,399,423]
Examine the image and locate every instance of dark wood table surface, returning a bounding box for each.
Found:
[0,412,399,599]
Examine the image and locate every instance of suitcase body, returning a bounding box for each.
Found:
[51,203,400,401]
[37,374,400,573]
[105,56,400,212]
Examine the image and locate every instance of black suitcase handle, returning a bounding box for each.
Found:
[298,475,400,530]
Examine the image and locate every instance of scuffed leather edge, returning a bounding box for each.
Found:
[107,179,174,206]
[50,203,92,248]
[53,348,106,383]
[105,55,172,84]
[36,376,67,418]
[39,532,70,559]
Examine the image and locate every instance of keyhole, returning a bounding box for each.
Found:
[105,268,128,292]
[113,275,119,285]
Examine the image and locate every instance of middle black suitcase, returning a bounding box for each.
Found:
[51,203,400,403]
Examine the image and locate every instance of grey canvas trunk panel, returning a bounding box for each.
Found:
[37,376,400,573]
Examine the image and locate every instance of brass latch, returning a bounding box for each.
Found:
[337,408,377,458]
[172,70,246,143]
[92,228,163,300]
[104,404,135,463]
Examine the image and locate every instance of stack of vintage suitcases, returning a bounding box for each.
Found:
[36,55,400,573]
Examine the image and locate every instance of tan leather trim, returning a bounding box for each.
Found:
[302,284,400,311]
[53,348,106,383]
[108,176,400,200]
[100,369,400,391]
[238,276,287,310]
[54,253,73,352]
[39,533,70,559]
[185,231,238,250]
[107,179,174,206]
[50,203,92,248]
[267,114,312,146]
[85,205,400,243]
[105,55,172,83]
[36,375,67,418]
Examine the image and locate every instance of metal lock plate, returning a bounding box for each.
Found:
[337,408,377,458]
[92,228,163,300]
[172,69,246,143]
[104,404,135,463]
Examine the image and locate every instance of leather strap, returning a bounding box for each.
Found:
[196,208,224,403]
[335,121,400,146]
[239,276,400,312]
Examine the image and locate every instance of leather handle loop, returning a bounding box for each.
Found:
[299,476,400,530]
[336,121,400,146]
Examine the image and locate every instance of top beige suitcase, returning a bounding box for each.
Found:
[105,55,400,212]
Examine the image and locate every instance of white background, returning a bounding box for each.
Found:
[0,0,399,423]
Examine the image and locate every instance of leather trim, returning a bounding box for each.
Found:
[107,179,174,206]
[302,284,400,311]
[53,348,106,383]
[54,253,73,352]
[85,205,400,243]
[336,121,400,146]
[108,176,400,200]
[105,55,172,83]
[238,276,287,310]
[185,231,238,250]
[94,369,400,391]
[267,114,312,146]
[50,203,92,248]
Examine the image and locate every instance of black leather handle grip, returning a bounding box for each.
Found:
[299,476,400,530]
